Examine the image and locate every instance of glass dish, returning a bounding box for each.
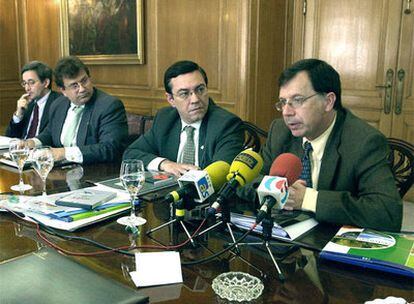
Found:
[212,271,264,302]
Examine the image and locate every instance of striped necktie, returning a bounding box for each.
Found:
[299,141,313,188]
[181,126,195,165]
[63,106,83,147]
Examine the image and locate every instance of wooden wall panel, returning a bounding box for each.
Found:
[0,0,20,130]
[0,0,290,134]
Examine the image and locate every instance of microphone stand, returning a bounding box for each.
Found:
[197,179,240,254]
[228,210,286,281]
[146,198,197,248]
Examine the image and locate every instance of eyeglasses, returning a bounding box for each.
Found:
[172,85,207,100]
[64,75,90,91]
[275,92,320,111]
[20,79,39,88]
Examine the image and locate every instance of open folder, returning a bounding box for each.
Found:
[0,247,148,304]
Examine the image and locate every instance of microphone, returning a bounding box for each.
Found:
[164,161,230,204]
[206,149,264,217]
[255,153,302,224]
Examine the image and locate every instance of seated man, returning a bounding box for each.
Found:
[6,61,60,139]
[238,59,402,232]
[27,56,128,164]
[123,60,244,176]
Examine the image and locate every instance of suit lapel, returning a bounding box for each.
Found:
[56,101,71,146]
[317,110,345,190]
[39,92,54,133]
[76,101,93,145]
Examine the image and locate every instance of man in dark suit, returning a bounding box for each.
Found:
[6,61,60,139]
[239,59,402,231]
[27,56,128,164]
[123,60,244,176]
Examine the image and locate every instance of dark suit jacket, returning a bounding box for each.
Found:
[5,91,60,139]
[239,108,402,232]
[123,100,244,168]
[36,88,128,164]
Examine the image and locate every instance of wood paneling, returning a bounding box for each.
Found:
[0,0,289,133]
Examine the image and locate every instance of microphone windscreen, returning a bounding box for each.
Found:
[204,161,230,191]
[269,153,302,185]
[227,149,264,186]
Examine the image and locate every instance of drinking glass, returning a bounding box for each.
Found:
[9,139,32,192]
[32,147,54,197]
[117,159,147,226]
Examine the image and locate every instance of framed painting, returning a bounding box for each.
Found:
[60,0,144,64]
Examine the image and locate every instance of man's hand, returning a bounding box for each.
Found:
[159,159,199,177]
[25,139,36,149]
[15,93,31,118]
[283,179,307,210]
[51,148,66,162]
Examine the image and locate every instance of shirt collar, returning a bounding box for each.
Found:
[35,90,51,106]
[302,112,337,160]
[181,120,202,132]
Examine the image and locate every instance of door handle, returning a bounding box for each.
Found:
[376,69,393,114]
[395,69,405,115]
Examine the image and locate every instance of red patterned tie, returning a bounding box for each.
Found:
[26,102,39,139]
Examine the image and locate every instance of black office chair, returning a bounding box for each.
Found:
[126,113,154,144]
[241,121,268,152]
[387,138,414,198]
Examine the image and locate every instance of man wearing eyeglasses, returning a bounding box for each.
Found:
[123,60,244,176]
[239,59,402,232]
[26,56,128,164]
[5,61,60,139]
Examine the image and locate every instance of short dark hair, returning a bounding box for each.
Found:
[278,59,342,109]
[164,60,208,94]
[21,61,53,89]
[54,56,90,88]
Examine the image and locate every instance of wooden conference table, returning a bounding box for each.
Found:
[0,161,412,303]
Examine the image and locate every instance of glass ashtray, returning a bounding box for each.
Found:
[212,271,264,302]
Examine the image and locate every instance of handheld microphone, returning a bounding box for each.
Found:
[206,149,264,217]
[255,153,302,223]
[164,161,230,204]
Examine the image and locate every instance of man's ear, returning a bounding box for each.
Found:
[60,87,68,97]
[165,92,175,107]
[325,92,336,111]
[43,78,51,89]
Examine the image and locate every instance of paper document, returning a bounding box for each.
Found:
[130,251,183,287]
[0,136,12,149]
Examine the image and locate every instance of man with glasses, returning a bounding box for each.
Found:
[26,56,128,164]
[123,60,244,176]
[6,61,60,139]
[239,59,402,231]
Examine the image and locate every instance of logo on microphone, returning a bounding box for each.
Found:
[197,176,211,199]
[264,177,288,205]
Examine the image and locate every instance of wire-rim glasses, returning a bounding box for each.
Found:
[275,92,320,111]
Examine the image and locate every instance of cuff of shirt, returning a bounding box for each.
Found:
[64,146,83,163]
[301,188,318,213]
[147,157,166,171]
[12,114,22,124]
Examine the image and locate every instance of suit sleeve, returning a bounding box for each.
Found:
[122,113,163,167]
[5,118,26,138]
[316,132,403,232]
[79,99,128,164]
[209,115,244,165]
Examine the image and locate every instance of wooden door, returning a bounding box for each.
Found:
[291,0,403,136]
[391,5,414,143]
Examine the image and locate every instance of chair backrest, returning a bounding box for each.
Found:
[387,137,414,198]
[241,121,268,152]
[126,113,154,143]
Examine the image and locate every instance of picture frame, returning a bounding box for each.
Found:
[60,0,144,65]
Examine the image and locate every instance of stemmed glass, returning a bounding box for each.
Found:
[9,139,32,192]
[32,147,54,197]
[117,159,147,227]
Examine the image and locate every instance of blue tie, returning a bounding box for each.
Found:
[300,141,313,188]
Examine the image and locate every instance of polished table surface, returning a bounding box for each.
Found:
[0,161,413,303]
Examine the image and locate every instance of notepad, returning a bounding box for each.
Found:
[0,248,148,304]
